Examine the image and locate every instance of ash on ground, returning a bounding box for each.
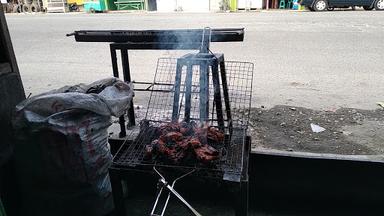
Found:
[240,105,384,155]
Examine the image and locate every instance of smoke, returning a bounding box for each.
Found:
[154,28,208,51]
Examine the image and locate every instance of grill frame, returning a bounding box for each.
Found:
[113,125,248,181]
[112,56,254,182]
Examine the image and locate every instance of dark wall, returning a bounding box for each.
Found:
[0,42,6,62]
[248,153,384,215]
[0,2,25,164]
[0,6,25,216]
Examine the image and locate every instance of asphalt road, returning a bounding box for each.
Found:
[5,10,384,110]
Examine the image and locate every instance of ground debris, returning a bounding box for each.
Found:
[310,123,326,133]
[240,105,384,155]
[377,102,384,109]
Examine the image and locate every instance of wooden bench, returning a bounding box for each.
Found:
[114,0,145,10]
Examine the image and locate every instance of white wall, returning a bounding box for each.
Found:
[176,0,210,12]
[210,0,222,12]
[156,0,176,12]
[157,0,223,12]
[238,0,262,9]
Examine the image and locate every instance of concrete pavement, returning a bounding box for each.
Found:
[5,11,384,110]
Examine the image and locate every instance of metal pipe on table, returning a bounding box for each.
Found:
[199,27,211,53]
[66,28,245,44]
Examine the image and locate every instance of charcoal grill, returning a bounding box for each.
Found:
[113,55,253,179]
[68,28,253,216]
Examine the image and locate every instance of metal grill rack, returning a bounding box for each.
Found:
[114,126,247,180]
[113,57,253,181]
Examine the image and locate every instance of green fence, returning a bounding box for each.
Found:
[115,0,145,10]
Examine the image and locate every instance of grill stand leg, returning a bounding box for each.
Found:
[234,180,249,216]
[211,60,225,131]
[231,135,251,216]
[219,57,233,134]
[109,168,126,216]
[199,62,209,124]
[151,168,200,216]
[121,49,136,127]
[184,64,193,122]
[110,46,127,138]
[172,62,183,122]
[151,183,165,216]
[227,177,249,216]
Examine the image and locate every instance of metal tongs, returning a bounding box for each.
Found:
[150,167,201,216]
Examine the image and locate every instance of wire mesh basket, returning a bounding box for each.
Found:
[113,56,254,180]
[145,57,254,130]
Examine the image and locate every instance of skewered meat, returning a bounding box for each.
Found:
[188,137,202,149]
[207,126,225,143]
[145,121,224,164]
[179,121,196,136]
[161,131,183,142]
[158,122,180,134]
[194,124,225,144]
[194,144,219,163]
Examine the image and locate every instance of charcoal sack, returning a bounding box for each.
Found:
[13,77,133,216]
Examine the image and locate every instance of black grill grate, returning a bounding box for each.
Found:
[113,126,247,180]
[113,57,253,180]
